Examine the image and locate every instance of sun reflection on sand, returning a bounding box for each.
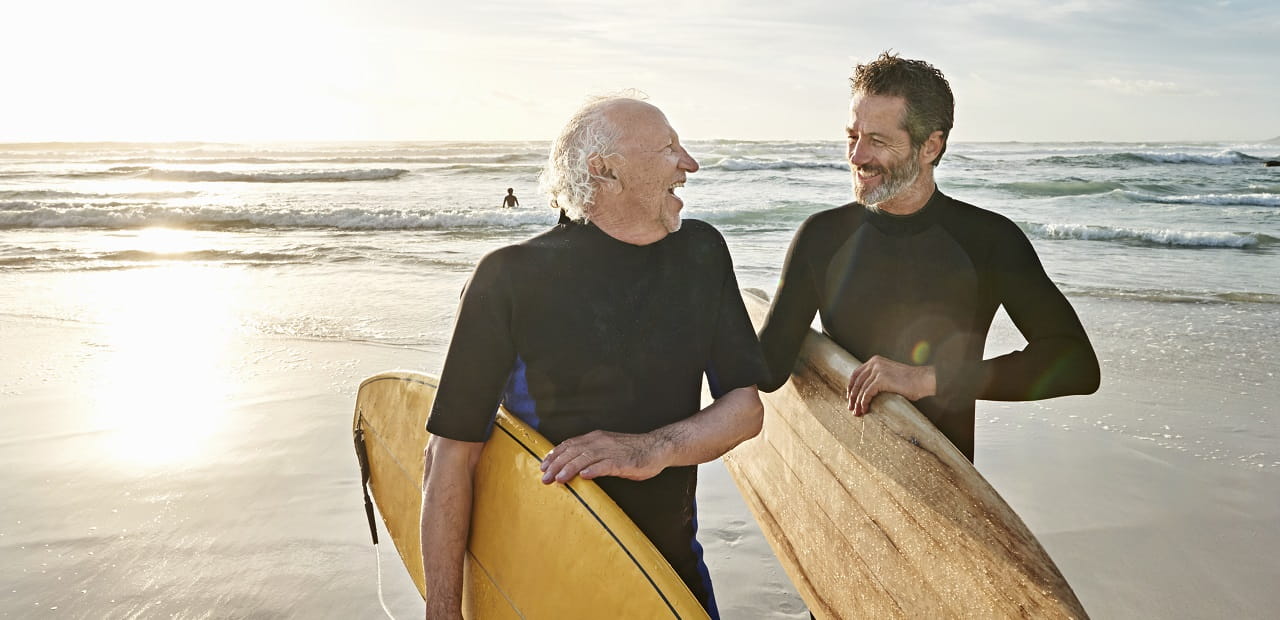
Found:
[132,226,208,255]
[88,251,243,468]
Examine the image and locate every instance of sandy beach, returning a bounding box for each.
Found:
[2,291,1277,618]
[0,310,794,618]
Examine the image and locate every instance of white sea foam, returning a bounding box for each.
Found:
[1115,190,1280,207]
[1031,149,1263,166]
[148,167,409,183]
[0,189,200,201]
[1123,150,1259,165]
[1022,222,1268,248]
[708,158,846,171]
[78,153,544,166]
[0,204,561,230]
[80,167,411,183]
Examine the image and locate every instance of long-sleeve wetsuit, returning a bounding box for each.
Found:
[758,189,1100,461]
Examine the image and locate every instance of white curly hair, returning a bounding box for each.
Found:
[538,94,646,222]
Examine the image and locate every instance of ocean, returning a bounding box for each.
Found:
[2,140,1278,618]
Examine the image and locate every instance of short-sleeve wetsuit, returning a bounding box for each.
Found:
[758,189,1100,461]
[427,217,766,616]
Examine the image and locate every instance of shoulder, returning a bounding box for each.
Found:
[670,219,735,268]
[784,203,865,259]
[469,224,569,282]
[676,218,728,246]
[934,192,1040,266]
[798,202,864,238]
[937,192,1024,238]
[806,202,862,227]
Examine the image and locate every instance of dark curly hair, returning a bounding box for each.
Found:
[850,51,954,166]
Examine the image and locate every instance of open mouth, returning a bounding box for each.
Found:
[855,166,882,182]
[667,181,684,195]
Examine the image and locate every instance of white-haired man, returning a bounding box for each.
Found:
[420,97,766,619]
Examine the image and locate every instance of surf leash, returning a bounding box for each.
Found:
[355,425,398,619]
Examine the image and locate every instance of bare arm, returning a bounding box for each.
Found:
[539,386,763,483]
[847,356,936,415]
[420,436,485,620]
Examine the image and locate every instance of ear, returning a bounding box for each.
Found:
[589,153,623,195]
[919,130,945,165]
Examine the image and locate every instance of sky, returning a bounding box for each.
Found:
[2,0,1277,143]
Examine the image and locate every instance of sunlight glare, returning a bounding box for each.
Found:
[89,264,242,468]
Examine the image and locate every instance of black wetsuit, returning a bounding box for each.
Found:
[427,218,766,616]
[758,189,1099,461]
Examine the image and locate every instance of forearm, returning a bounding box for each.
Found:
[420,436,484,619]
[968,336,1100,401]
[647,386,763,468]
[540,386,763,483]
[984,228,1101,402]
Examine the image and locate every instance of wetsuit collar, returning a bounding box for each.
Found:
[560,215,674,252]
[863,186,945,236]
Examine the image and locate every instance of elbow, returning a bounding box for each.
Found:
[423,435,485,486]
[757,362,792,393]
[758,373,786,394]
[1059,345,1101,396]
[1073,338,1102,395]
[1081,353,1101,395]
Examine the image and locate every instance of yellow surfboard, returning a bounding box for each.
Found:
[352,371,710,619]
[726,290,1089,619]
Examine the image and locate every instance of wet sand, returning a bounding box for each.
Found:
[3,296,1278,618]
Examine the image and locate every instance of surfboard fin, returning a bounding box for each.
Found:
[354,426,380,545]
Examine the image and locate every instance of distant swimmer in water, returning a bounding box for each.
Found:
[502,188,520,208]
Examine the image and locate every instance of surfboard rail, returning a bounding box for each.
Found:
[352,370,710,619]
[726,289,1089,619]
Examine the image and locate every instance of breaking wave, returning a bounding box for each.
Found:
[994,180,1125,197]
[62,167,410,183]
[1021,222,1275,249]
[0,189,200,201]
[1114,190,1280,208]
[1035,150,1262,166]
[1066,285,1280,305]
[707,158,847,172]
[0,204,560,231]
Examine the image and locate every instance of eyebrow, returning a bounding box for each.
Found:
[846,127,888,138]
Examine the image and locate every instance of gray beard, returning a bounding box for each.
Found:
[853,150,922,210]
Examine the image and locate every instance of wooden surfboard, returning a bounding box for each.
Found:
[352,370,710,619]
[725,289,1088,619]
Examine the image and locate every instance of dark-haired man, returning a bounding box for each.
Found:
[758,52,1100,461]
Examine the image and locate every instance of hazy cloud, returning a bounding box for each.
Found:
[1088,78,1213,96]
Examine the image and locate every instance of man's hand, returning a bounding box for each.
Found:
[847,355,937,416]
[540,430,672,484]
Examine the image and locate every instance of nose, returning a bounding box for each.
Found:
[678,147,699,173]
[848,138,872,167]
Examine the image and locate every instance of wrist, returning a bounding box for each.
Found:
[922,365,937,398]
[645,428,678,469]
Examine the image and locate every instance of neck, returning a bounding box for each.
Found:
[874,166,936,216]
[589,199,667,246]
